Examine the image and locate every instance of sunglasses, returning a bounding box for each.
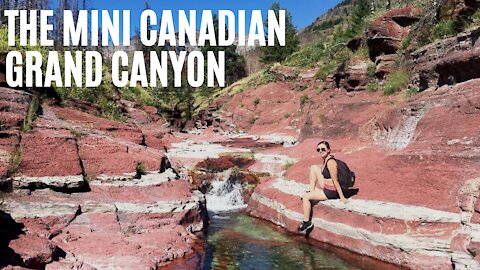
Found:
[317,148,327,152]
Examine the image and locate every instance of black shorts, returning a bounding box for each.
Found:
[324,188,359,200]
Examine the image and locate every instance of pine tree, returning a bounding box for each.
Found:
[201,14,246,87]
[260,1,299,64]
[141,1,156,69]
[345,0,370,38]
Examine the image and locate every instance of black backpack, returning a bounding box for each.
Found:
[327,158,356,189]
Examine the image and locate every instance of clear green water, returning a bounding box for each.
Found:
[202,212,360,270]
[166,211,399,270]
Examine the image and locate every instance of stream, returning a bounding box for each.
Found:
[164,168,402,270]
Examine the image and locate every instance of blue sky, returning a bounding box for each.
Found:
[85,0,343,31]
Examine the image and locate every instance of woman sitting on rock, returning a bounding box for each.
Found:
[297,141,357,232]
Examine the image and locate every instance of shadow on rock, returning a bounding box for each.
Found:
[0,209,24,267]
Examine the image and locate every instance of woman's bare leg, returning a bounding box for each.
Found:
[302,189,328,222]
[309,165,325,191]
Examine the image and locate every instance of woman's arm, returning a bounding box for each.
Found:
[327,159,348,203]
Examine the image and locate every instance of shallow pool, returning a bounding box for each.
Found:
[165,211,403,270]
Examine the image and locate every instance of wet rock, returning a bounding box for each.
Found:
[195,155,255,173]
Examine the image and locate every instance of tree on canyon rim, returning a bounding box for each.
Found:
[260,1,299,64]
[201,14,247,91]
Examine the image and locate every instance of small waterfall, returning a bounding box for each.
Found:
[206,169,247,213]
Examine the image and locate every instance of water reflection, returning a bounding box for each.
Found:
[201,213,360,270]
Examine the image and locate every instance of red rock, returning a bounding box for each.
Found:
[48,106,144,144]
[338,59,370,92]
[125,107,153,125]
[78,134,164,177]
[139,123,170,150]
[9,235,59,269]
[0,131,20,177]
[142,106,158,115]
[271,65,298,80]
[195,156,255,172]
[366,6,422,61]
[2,176,206,268]
[2,266,31,270]
[0,88,31,177]
[17,128,83,178]
[218,74,480,268]
[375,54,397,79]
[408,26,480,90]
[46,260,96,270]
[223,81,319,136]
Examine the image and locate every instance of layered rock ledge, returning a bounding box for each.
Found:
[0,88,208,269]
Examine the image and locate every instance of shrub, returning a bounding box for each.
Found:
[300,95,311,106]
[253,97,260,106]
[367,63,377,78]
[22,97,39,132]
[284,112,291,119]
[417,31,433,47]
[283,160,295,171]
[406,86,420,97]
[367,80,379,92]
[70,129,84,139]
[6,146,23,178]
[135,162,146,179]
[432,19,457,39]
[472,9,480,24]
[316,84,325,94]
[284,41,326,67]
[293,84,308,91]
[382,71,410,95]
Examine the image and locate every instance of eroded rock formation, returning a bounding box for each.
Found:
[408,26,480,90]
[0,87,208,269]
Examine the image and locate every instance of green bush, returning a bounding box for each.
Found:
[284,41,326,67]
[293,84,308,91]
[253,97,260,106]
[135,162,146,179]
[366,80,379,92]
[283,160,295,171]
[6,145,23,178]
[367,63,377,78]
[382,71,410,95]
[300,95,311,106]
[432,19,457,39]
[471,9,480,24]
[405,86,420,97]
[22,97,39,132]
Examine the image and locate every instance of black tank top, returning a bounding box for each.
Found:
[322,157,335,179]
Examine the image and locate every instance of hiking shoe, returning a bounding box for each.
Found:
[297,221,313,232]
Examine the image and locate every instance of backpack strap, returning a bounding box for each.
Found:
[322,155,335,172]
